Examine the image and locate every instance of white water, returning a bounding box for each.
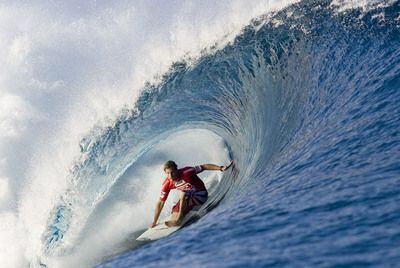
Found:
[47,128,230,267]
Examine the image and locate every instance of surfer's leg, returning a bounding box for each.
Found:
[171,212,179,220]
[170,193,189,220]
[171,202,180,220]
[178,194,188,221]
[166,197,188,227]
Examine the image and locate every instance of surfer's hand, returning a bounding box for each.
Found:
[149,222,157,228]
[221,161,234,172]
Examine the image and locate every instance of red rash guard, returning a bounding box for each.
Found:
[159,166,206,202]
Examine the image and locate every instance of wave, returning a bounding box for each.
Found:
[1,0,399,267]
[98,1,400,267]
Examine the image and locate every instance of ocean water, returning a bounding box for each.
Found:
[0,0,399,267]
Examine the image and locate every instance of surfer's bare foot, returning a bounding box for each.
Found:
[165,220,180,227]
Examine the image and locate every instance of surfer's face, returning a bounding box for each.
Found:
[165,168,178,180]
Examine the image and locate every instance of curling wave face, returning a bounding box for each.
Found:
[98,1,400,267]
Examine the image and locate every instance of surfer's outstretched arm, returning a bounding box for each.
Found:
[150,200,164,228]
[201,161,233,172]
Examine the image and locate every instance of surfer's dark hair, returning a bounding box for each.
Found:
[164,160,178,171]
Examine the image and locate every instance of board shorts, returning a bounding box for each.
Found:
[172,190,208,213]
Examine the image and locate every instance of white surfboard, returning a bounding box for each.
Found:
[136,211,198,241]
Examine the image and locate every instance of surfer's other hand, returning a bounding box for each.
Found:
[149,222,157,228]
[221,161,234,171]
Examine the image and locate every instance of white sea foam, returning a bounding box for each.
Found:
[46,128,230,268]
[330,0,398,12]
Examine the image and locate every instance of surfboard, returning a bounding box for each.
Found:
[136,211,198,241]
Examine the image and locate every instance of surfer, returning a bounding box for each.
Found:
[150,160,233,228]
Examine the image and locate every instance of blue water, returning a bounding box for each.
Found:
[42,1,400,267]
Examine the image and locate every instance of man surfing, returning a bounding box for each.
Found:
[150,160,233,228]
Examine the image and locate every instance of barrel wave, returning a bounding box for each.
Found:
[20,0,400,267]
